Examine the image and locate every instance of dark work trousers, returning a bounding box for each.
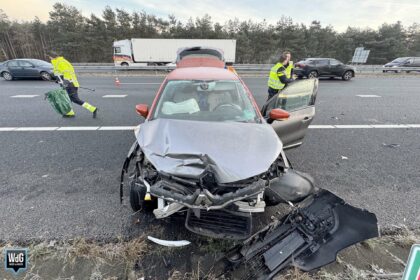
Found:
[66,86,84,106]
[267,87,279,100]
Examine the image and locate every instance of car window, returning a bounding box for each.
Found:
[262,80,316,117]
[391,57,409,63]
[153,80,260,123]
[114,47,121,54]
[275,81,315,111]
[30,60,50,66]
[315,60,329,66]
[329,59,342,66]
[18,61,34,67]
[7,61,19,67]
[406,58,414,64]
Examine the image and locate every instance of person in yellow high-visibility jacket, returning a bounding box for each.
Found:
[48,52,98,118]
[267,51,294,100]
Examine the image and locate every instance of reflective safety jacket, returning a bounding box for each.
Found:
[267,61,294,90]
[51,56,79,87]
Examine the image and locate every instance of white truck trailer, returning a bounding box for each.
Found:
[113,38,236,66]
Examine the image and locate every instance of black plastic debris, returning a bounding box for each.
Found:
[217,189,379,280]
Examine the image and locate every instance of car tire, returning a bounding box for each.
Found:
[342,71,353,81]
[129,180,146,212]
[121,62,129,67]
[307,71,318,79]
[2,71,13,81]
[40,71,52,81]
[406,71,411,73]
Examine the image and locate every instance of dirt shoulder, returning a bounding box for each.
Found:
[0,226,418,280]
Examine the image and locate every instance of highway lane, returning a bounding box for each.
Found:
[1,76,420,126]
[0,75,419,241]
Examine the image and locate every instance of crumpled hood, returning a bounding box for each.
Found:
[136,119,282,183]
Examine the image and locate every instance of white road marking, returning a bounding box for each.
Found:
[102,95,127,98]
[0,127,17,131]
[0,124,418,132]
[334,125,372,128]
[98,126,136,130]
[356,95,381,98]
[57,127,100,131]
[308,125,335,129]
[15,127,58,131]
[371,124,409,128]
[10,95,39,98]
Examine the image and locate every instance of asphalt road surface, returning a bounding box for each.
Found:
[0,75,419,242]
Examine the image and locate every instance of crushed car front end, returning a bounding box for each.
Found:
[121,118,316,239]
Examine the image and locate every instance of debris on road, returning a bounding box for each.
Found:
[382,143,400,148]
[147,236,191,247]
[217,189,378,279]
[341,155,349,160]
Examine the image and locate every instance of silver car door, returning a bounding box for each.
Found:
[261,79,318,149]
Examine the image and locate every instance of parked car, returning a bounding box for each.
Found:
[383,57,420,73]
[294,58,355,80]
[120,47,319,239]
[0,59,54,81]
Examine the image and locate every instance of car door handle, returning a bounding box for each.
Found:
[302,116,312,122]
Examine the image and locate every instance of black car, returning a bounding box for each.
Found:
[294,58,355,81]
[0,59,54,81]
[383,57,420,73]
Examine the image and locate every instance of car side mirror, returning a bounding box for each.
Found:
[268,108,290,123]
[136,104,149,118]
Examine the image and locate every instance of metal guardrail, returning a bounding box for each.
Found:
[72,64,420,74]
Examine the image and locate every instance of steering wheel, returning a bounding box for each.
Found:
[213,103,243,113]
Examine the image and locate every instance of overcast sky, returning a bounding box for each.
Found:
[1,0,419,31]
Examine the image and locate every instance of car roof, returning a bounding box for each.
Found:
[304,58,335,60]
[167,67,238,81]
[10,58,47,61]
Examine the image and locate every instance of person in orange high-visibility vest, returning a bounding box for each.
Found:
[48,52,98,118]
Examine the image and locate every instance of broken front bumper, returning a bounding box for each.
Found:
[149,178,266,210]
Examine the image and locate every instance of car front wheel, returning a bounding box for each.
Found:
[40,71,52,81]
[307,71,318,79]
[2,71,13,81]
[342,71,353,81]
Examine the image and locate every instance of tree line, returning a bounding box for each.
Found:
[1,3,420,64]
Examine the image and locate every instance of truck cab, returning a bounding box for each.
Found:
[113,40,134,66]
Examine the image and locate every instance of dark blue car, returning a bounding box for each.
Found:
[0,59,54,81]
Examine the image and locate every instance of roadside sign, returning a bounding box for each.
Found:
[351,47,370,64]
[403,245,420,280]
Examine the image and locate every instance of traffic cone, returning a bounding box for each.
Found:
[115,77,120,87]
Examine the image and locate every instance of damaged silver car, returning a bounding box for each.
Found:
[120,49,325,239]
[120,48,379,278]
